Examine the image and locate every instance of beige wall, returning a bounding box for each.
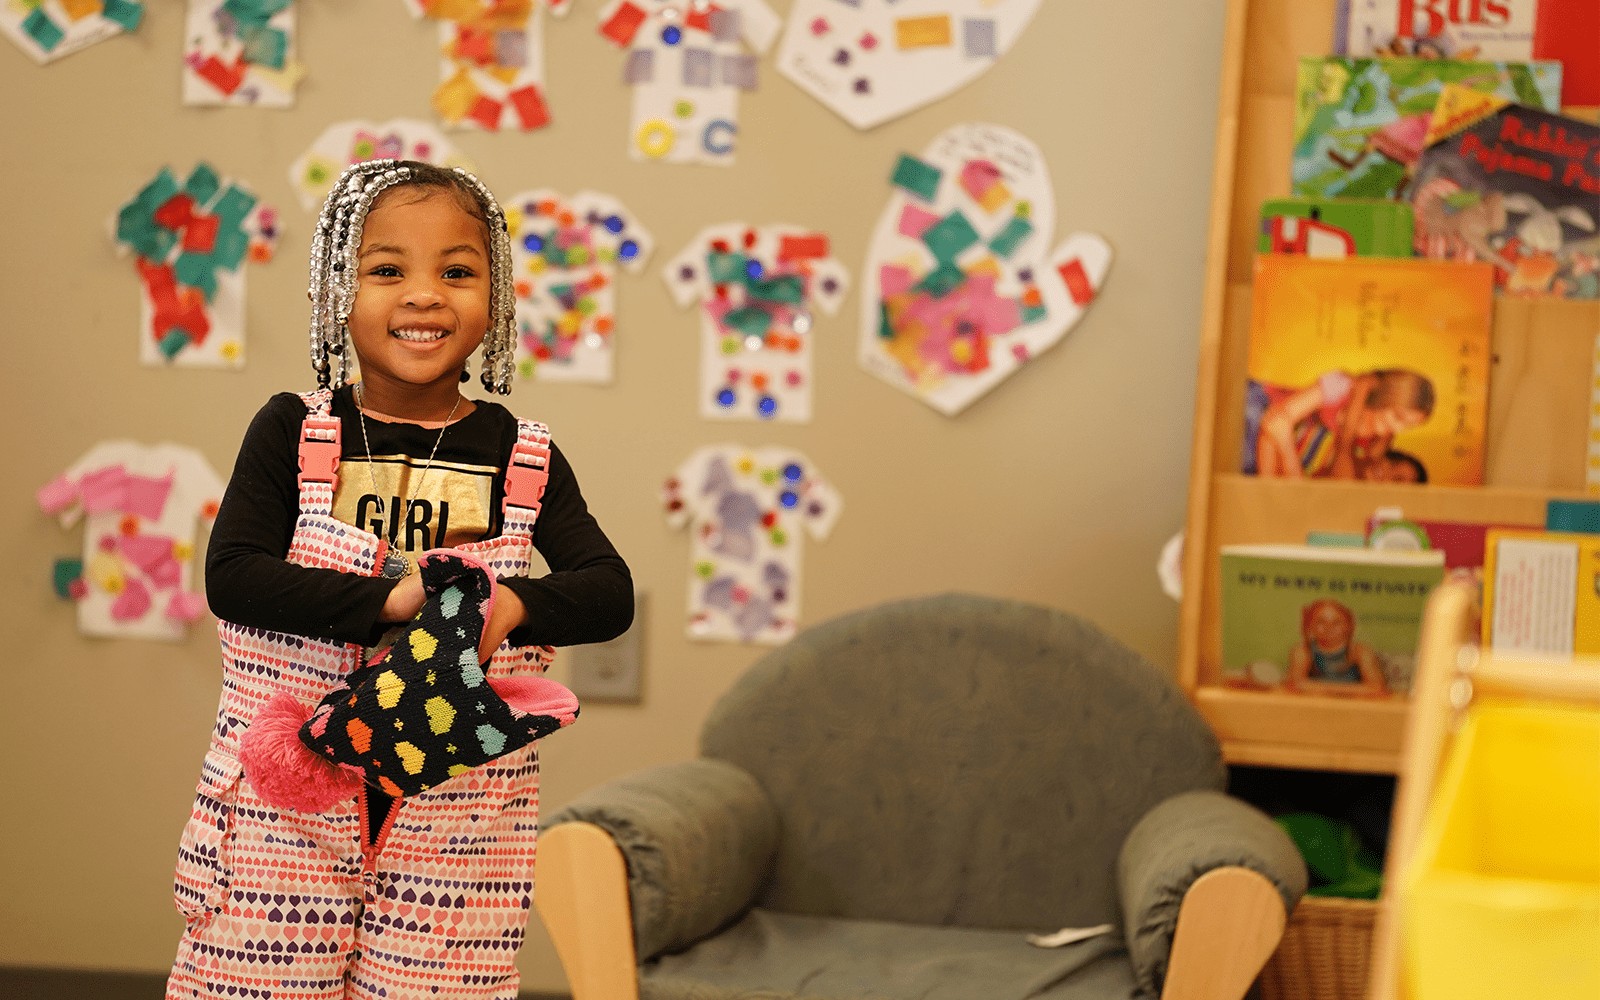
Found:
[0,1,1225,991]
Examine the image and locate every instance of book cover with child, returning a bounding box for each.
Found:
[1411,84,1600,298]
[1292,56,1561,201]
[1220,544,1446,696]
[1242,255,1494,486]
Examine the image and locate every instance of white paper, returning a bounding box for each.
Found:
[182,0,304,108]
[776,0,1042,130]
[1490,537,1579,656]
[111,164,279,370]
[663,221,849,423]
[0,0,139,65]
[663,444,841,644]
[287,118,475,211]
[597,0,780,165]
[859,123,1111,416]
[42,441,224,641]
[1025,924,1115,949]
[504,188,654,384]
[404,0,569,132]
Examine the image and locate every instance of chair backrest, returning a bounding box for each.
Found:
[700,593,1225,932]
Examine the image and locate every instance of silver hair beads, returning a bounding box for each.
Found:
[307,160,519,394]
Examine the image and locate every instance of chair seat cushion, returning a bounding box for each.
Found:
[639,908,1138,1000]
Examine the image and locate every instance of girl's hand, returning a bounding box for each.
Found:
[380,573,425,623]
[478,585,527,663]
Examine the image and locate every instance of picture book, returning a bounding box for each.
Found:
[1242,255,1495,486]
[1220,544,1446,696]
[1292,56,1562,200]
[1366,508,1539,568]
[1334,0,1538,59]
[1534,0,1600,106]
[1259,197,1416,257]
[1482,528,1600,656]
[1411,85,1600,298]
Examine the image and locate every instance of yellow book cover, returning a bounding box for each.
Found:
[1482,528,1600,656]
[1243,256,1494,486]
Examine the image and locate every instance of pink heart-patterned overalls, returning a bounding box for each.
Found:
[167,389,558,1000]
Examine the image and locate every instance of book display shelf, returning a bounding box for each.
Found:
[1178,0,1600,777]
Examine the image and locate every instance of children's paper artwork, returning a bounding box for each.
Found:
[405,0,570,133]
[663,222,849,422]
[287,118,473,211]
[860,123,1112,416]
[504,189,653,384]
[182,0,304,107]
[1,0,143,64]
[597,0,781,165]
[663,445,841,644]
[775,0,1041,130]
[112,163,279,369]
[37,441,224,640]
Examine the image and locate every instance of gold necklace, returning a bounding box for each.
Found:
[354,383,463,579]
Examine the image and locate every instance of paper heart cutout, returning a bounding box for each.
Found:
[858,122,1111,416]
[776,0,1043,130]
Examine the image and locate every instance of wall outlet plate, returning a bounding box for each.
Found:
[567,591,645,702]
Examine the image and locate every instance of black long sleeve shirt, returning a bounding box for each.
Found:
[206,387,632,650]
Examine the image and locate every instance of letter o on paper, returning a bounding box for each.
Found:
[636,119,676,158]
[703,119,737,156]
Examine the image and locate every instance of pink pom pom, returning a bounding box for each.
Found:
[489,676,580,728]
[240,693,364,814]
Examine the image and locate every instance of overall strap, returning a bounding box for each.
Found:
[501,419,551,541]
[295,389,340,516]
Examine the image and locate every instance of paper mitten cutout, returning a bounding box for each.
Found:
[242,549,578,812]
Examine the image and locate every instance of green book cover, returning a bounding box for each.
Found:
[1292,57,1563,200]
[1219,544,1445,697]
[1258,197,1416,257]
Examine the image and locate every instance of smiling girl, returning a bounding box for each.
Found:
[166,161,631,1000]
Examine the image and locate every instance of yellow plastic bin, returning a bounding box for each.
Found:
[1403,700,1600,1000]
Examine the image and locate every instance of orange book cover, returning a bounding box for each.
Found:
[1242,256,1494,486]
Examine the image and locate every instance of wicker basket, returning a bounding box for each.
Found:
[1256,896,1377,1000]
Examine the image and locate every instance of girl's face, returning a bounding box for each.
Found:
[1356,405,1426,439]
[348,188,489,394]
[1308,603,1353,651]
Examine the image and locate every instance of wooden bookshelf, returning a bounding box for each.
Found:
[1178,0,1600,775]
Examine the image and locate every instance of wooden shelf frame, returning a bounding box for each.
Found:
[1177,0,1600,774]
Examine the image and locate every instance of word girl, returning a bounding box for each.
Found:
[166,161,632,1000]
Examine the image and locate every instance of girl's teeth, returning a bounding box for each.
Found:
[393,328,447,342]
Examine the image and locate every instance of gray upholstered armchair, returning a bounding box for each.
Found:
[535,594,1306,1000]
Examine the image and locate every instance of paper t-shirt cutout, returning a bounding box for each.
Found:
[287,118,474,212]
[775,0,1041,130]
[860,123,1112,416]
[38,441,224,640]
[505,188,654,384]
[664,222,849,423]
[405,0,571,132]
[1,0,143,65]
[663,445,840,644]
[112,163,280,369]
[182,0,305,107]
[597,0,781,165]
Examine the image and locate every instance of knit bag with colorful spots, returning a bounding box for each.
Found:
[241,548,579,811]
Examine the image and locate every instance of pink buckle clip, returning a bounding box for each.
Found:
[503,445,548,515]
[298,417,341,490]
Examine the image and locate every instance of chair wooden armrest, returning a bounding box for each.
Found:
[535,821,639,1000]
[1160,866,1288,1000]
